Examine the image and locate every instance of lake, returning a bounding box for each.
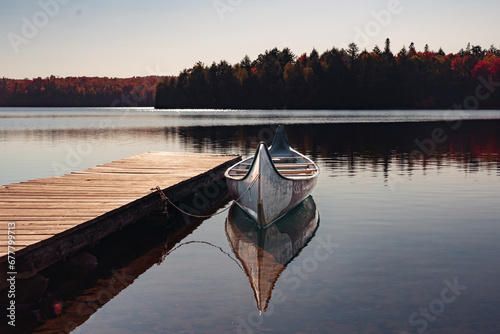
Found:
[1,107,500,334]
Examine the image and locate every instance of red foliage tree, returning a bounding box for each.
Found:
[472,54,500,81]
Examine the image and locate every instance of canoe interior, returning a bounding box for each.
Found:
[227,156,318,179]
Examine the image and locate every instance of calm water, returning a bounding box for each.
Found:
[1,108,500,333]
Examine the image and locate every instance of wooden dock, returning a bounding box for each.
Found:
[0,152,240,290]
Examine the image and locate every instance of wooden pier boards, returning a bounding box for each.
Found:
[0,152,240,290]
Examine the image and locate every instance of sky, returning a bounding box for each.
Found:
[1,0,499,79]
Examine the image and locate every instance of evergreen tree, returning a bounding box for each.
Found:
[347,43,360,69]
[384,38,392,56]
[240,55,252,70]
[471,45,484,57]
[398,46,408,58]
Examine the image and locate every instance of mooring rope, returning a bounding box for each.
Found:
[154,173,260,219]
[162,240,244,271]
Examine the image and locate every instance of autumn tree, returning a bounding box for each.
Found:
[152,42,500,110]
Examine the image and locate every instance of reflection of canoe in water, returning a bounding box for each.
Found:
[225,125,319,228]
[225,196,319,313]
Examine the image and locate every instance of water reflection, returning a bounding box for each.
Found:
[28,190,231,334]
[177,122,500,186]
[2,119,499,185]
[225,196,319,313]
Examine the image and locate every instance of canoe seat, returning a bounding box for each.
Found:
[277,169,317,175]
[240,163,315,169]
[229,169,249,174]
[229,169,317,177]
[275,164,316,170]
[228,170,250,175]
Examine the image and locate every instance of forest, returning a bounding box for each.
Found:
[155,40,500,110]
[0,76,165,107]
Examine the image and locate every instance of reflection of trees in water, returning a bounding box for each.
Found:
[6,121,499,174]
[174,122,500,174]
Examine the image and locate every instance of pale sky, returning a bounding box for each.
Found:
[1,0,499,79]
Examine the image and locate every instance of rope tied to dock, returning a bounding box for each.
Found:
[155,173,260,219]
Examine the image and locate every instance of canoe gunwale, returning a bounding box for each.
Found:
[224,143,320,182]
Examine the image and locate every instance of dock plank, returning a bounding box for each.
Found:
[0,151,240,287]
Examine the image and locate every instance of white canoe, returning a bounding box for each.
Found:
[225,126,319,228]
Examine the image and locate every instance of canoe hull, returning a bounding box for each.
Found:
[227,171,317,228]
[226,139,318,228]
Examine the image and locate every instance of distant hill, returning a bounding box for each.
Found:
[0,76,167,107]
[155,42,500,110]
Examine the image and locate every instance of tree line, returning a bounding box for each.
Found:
[155,40,500,110]
[0,76,166,107]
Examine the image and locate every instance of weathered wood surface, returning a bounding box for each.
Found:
[0,152,240,288]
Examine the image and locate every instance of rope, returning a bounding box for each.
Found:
[162,240,244,271]
[155,173,260,219]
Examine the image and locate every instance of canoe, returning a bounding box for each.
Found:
[225,125,319,228]
[225,196,319,313]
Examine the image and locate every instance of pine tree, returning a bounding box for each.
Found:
[384,38,392,55]
[348,43,360,69]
